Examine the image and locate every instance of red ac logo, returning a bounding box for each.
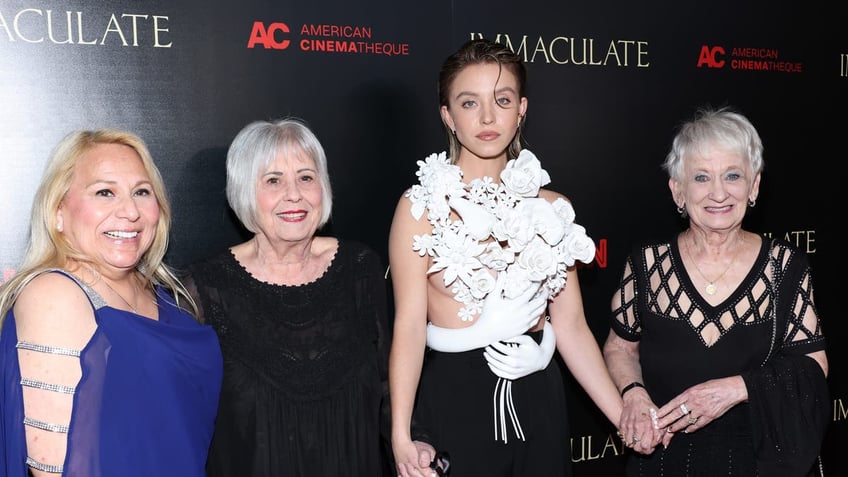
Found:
[696,45,725,68]
[247,22,291,49]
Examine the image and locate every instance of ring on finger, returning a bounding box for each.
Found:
[679,402,690,415]
[687,416,699,426]
[631,434,640,444]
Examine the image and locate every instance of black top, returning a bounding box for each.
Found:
[610,235,827,477]
[187,240,392,476]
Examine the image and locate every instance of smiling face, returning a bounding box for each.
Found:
[254,146,324,244]
[57,143,160,274]
[670,144,761,233]
[440,62,527,162]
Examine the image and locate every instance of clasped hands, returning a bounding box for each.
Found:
[618,377,741,454]
[426,277,554,380]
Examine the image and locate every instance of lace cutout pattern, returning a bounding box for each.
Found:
[612,240,823,350]
[772,243,822,349]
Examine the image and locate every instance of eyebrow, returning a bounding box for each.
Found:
[85,178,152,188]
[454,84,518,98]
[261,167,317,176]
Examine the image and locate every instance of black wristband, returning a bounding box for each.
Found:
[620,381,645,397]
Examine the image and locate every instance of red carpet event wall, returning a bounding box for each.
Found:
[0,1,844,475]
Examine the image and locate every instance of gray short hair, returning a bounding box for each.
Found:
[226,118,333,233]
[663,106,764,181]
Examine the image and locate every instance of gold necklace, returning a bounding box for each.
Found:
[683,233,742,296]
[101,278,140,314]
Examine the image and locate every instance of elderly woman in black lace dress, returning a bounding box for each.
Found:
[185,118,432,476]
[603,106,829,477]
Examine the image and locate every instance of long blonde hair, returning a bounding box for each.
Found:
[0,129,198,328]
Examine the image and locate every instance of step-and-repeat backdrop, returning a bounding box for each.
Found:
[1,1,844,475]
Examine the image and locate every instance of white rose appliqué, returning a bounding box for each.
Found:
[408,149,596,320]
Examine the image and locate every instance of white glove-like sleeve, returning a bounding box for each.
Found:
[426,277,546,353]
[483,320,556,380]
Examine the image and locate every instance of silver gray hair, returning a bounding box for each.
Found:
[225,118,333,233]
[663,106,764,181]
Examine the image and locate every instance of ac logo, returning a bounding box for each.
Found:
[696,45,725,68]
[247,22,290,49]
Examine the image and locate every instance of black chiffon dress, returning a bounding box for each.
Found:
[610,235,828,477]
[186,240,393,476]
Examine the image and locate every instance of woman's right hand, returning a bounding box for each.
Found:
[394,439,438,477]
[619,387,664,455]
[475,277,546,344]
[426,276,546,352]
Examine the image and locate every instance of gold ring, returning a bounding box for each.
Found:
[687,416,698,425]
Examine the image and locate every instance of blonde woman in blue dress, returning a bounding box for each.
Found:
[0,129,222,476]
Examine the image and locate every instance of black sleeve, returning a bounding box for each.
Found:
[741,354,829,477]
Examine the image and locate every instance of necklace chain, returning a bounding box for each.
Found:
[683,233,742,296]
[100,278,139,313]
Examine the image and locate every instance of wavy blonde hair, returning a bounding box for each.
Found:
[0,129,197,328]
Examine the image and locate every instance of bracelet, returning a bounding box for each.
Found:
[620,381,645,397]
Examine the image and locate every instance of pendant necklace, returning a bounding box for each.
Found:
[683,233,742,296]
[101,278,140,314]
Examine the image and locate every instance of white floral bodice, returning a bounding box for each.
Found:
[407,149,596,321]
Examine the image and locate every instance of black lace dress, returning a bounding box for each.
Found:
[610,235,828,477]
[186,240,393,476]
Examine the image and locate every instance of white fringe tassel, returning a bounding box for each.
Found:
[493,377,525,443]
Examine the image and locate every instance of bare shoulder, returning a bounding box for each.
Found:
[14,271,96,342]
[390,193,430,235]
[16,271,88,309]
[539,188,569,203]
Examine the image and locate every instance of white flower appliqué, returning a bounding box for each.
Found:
[407,149,596,320]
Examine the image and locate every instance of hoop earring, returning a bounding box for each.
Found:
[676,204,685,216]
[748,199,756,207]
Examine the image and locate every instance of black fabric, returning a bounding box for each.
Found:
[186,240,393,476]
[742,355,829,477]
[413,332,571,477]
[610,235,827,477]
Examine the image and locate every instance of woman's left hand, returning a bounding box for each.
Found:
[483,321,555,380]
[655,375,748,447]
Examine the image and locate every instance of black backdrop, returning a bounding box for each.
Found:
[1,1,844,474]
